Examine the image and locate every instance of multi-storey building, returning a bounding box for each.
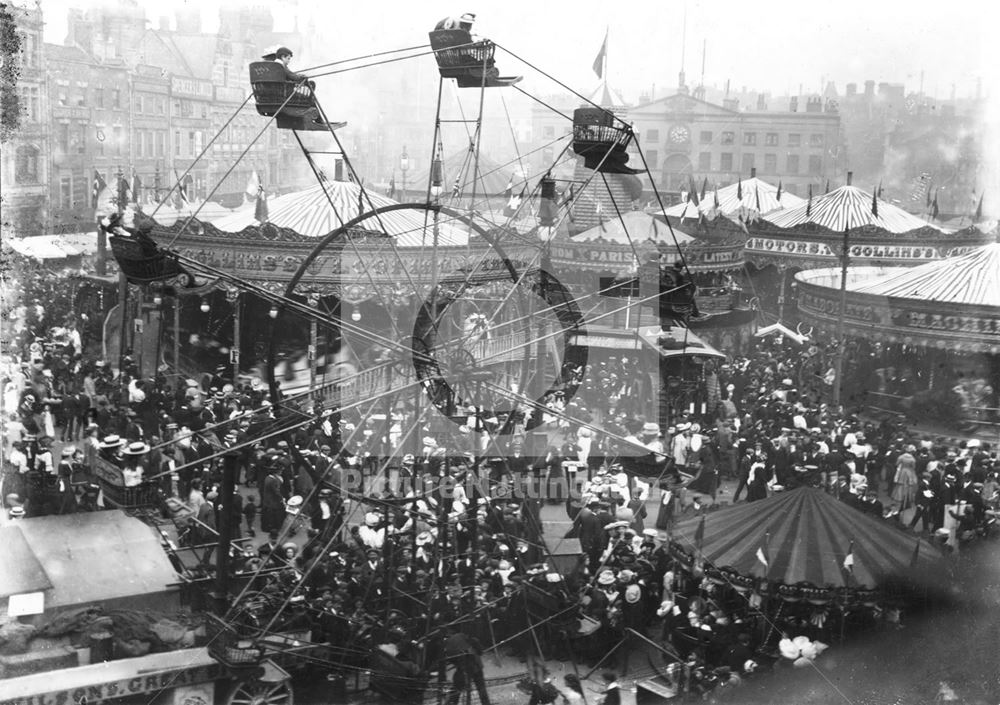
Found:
[630,83,842,197]
[1,0,49,236]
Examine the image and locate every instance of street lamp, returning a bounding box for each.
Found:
[400,146,409,199]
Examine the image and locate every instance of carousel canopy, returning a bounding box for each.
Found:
[851,242,1000,307]
[671,488,942,590]
[764,184,945,234]
[661,177,805,219]
[411,150,518,198]
[572,210,696,245]
[754,322,808,345]
[211,180,472,246]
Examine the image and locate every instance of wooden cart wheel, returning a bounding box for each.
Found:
[225,678,293,705]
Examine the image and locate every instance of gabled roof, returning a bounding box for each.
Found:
[631,91,739,117]
[764,184,945,234]
[851,242,1000,308]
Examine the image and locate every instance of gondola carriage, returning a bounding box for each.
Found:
[428,29,522,87]
[571,107,640,174]
[248,61,336,132]
[91,454,164,517]
[108,233,188,285]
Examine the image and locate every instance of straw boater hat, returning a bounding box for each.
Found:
[364,512,380,527]
[99,434,124,449]
[641,422,661,436]
[123,441,151,455]
[597,570,616,586]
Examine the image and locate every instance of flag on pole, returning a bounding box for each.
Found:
[388,174,396,199]
[592,29,608,79]
[736,178,743,202]
[842,540,855,574]
[92,170,108,208]
[871,188,879,218]
[931,189,939,220]
[700,177,708,202]
[825,179,830,194]
[926,182,933,209]
[776,180,783,202]
[755,186,762,213]
[877,180,884,199]
[973,193,983,222]
[806,184,813,218]
[688,175,700,207]
[254,188,269,223]
[755,534,769,575]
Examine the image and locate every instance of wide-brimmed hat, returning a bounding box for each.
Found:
[604,520,629,531]
[122,441,151,455]
[625,584,641,603]
[364,512,380,527]
[100,434,124,449]
[597,570,616,585]
[422,437,437,447]
[459,12,476,23]
[61,446,76,457]
[641,422,661,435]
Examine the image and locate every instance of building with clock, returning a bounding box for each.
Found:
[630,86,842,199]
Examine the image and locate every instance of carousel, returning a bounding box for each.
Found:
[794,235,1000,428]
[658,170,805,229]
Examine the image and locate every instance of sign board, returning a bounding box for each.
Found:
[8,592,45,617]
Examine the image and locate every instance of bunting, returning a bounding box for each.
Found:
[806,184,813,217]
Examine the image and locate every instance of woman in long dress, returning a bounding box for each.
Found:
[891,445,918,511]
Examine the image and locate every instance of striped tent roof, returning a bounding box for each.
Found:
[671,488,942,589]
[764,184,944,234]
[211,180,471,246]
[662,177,805,219]
[851,242,1000,307]
[573,209,695,245]
[411,150,519,198]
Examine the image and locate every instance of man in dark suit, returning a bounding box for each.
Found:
[576,496,604,572]
[262,47,346,130]
[443,627,490,705]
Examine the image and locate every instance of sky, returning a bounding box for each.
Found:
[39,0,996,103]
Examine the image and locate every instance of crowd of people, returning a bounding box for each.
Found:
[4,297,999,704]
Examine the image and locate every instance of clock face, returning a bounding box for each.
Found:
[669,125,690,144]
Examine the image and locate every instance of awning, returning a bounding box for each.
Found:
[569,332,642,350]
[5,232,99,260]
[636,325,726,359]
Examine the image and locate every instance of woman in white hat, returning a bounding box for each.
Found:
[121,441,150,487]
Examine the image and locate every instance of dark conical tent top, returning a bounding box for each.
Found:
[670,488,944,591]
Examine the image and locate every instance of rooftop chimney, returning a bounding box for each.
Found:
[790,96,798,112]
[750,167,757,178]
[846,83,857,97]
[864,80,875,98]
[756,93,766,111]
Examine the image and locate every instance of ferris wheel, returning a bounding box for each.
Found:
[107,19,703,704]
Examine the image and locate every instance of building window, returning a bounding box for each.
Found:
[76,93,86,107]
[542,125,555,139]
[721,131,734,145]
[14,145,39,184]
[75,124,86,154]
[646,129,659,143]
[201,104,208,119]
[158,98,166,115]
[195,130,204,154]
[720,153,733,171]
[173,100,181,115]
[764,153,777,173]
[112,88,121,108]
[788,133,801,147]
[765,132,779,146]
[58,92,68,107]
[645,149,659,169]
[808,155,823,175]
[18,86,39,122]
[113,126,122,155]
[698,152,711,171]
[787,154,800,174]
[809,134,825,147]
[699,130,713,144]
[743,132,757,146]
[157,131,166,157]
[188,131,196,156]
[60,174,73,209]
[175,130,181,156]
[741,153,755,173]
[21,33,38,69]
[135,95,143,113]
[96,88,104,108]
[58,123,69,152]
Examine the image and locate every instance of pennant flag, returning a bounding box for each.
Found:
[688,175,700,207]
[254,189,269,223]
[694,514,706,551]
[737,178,743,201]
[755,538,769,572]
[806,184,813,217]
[877,180,884,198]
[245,170,261,201]
[776,180,782,201]
[504,187,523,217]
[592,29,608,78]
[926,182,933,208]
[92,170,108,208]
[388,174,396,199]
[842,540,855,574]
[700,177,708,202]
[973,193,983,222]
[825,179,830,194]
[909,539,920,569]
[871,188,879,218]
[755,186,762,213]
[931,189,939,220]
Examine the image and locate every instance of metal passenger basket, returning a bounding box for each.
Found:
[249,61,315,117]
[109,235,185,284]
[205,614,266,670]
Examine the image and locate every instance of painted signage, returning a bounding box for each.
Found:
[170,77,213,99]
[0,663,224,705]
[747,237,977,261]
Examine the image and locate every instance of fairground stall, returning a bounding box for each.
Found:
[795,237,1000,431]
[744,179,992,324]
